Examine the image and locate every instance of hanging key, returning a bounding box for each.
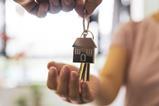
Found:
[73,32,96,81]
[72,0,97,81]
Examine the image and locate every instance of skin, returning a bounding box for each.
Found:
[15,0,127,104]
[46,45,128,105]
[152,11,159,22]
[45,13,159,105]
[13,0,159,104]
[14,0,126,104]
[14,0,102,17]
[47,62,99,104]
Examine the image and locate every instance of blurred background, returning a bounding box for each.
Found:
[0,0,158,106]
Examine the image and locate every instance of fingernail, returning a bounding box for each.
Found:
[49,66,57,71]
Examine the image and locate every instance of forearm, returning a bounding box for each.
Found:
[95,46,128,105]
[95,75,121,105]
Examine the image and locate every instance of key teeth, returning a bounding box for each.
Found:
[79,63,90,81]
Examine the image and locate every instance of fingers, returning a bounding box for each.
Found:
[75,0,102,17]
[36,0,47,3]
[56,66,70,97]
[15,0,49,17]
[47,62,95,104]
[47,67,58,90]
[29,4,39,15]
[75,0,84,17]
[37,2,49,17]
[47,61,65,72]
[81,82,93,103]
[15,0,102,17]
[61,0,75,12]
[49,0,61,13]
[14,0,38,13]
[85,0,102,16]
[69,71,80,102]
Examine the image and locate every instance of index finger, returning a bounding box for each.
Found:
[47,61,79,72]
[47,61,65,71]
[14,0,38,13]
[47,67,58,90]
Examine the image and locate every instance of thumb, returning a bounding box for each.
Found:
[81,82,94,103]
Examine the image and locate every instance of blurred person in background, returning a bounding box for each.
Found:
[14,0,159,106]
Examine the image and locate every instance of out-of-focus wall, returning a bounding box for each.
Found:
[0,0,5,33]
[131,0,144,21]
[144,0,159,17]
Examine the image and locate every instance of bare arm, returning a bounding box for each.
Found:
[96,45,128,105]
[96,22,133,105]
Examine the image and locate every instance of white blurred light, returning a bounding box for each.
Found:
[144,0,159,17]
[0,1,5,33]
[121,0,130,6]
[131,0,144,21]
[99,0,115,35]
[6,0,85,57]
[120,10,130,22]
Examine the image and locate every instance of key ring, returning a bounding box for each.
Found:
[82,0,90,36]
[81,30,94,39]
[83,10,90,33]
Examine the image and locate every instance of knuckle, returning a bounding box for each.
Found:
[49,0,61,13]
[61,0,74,11]
[49,8,61,14]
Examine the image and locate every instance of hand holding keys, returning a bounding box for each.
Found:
[47,61,100,104]
[14,0,102,17]
[14,0,102,104]
[73,0,96,81]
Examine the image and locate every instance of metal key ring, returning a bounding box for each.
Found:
[82,0,90,33]
[83,10,90,32]
[81,30,94,39]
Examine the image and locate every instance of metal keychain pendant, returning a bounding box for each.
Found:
[72,1,97,81]
[73,32,96,63]
[73,34,96,81]
[73,31,96,81]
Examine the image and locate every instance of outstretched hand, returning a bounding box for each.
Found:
[47,61,99,104]
[14,0,102,17]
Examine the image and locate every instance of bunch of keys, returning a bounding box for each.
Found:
[72,0,97,81]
